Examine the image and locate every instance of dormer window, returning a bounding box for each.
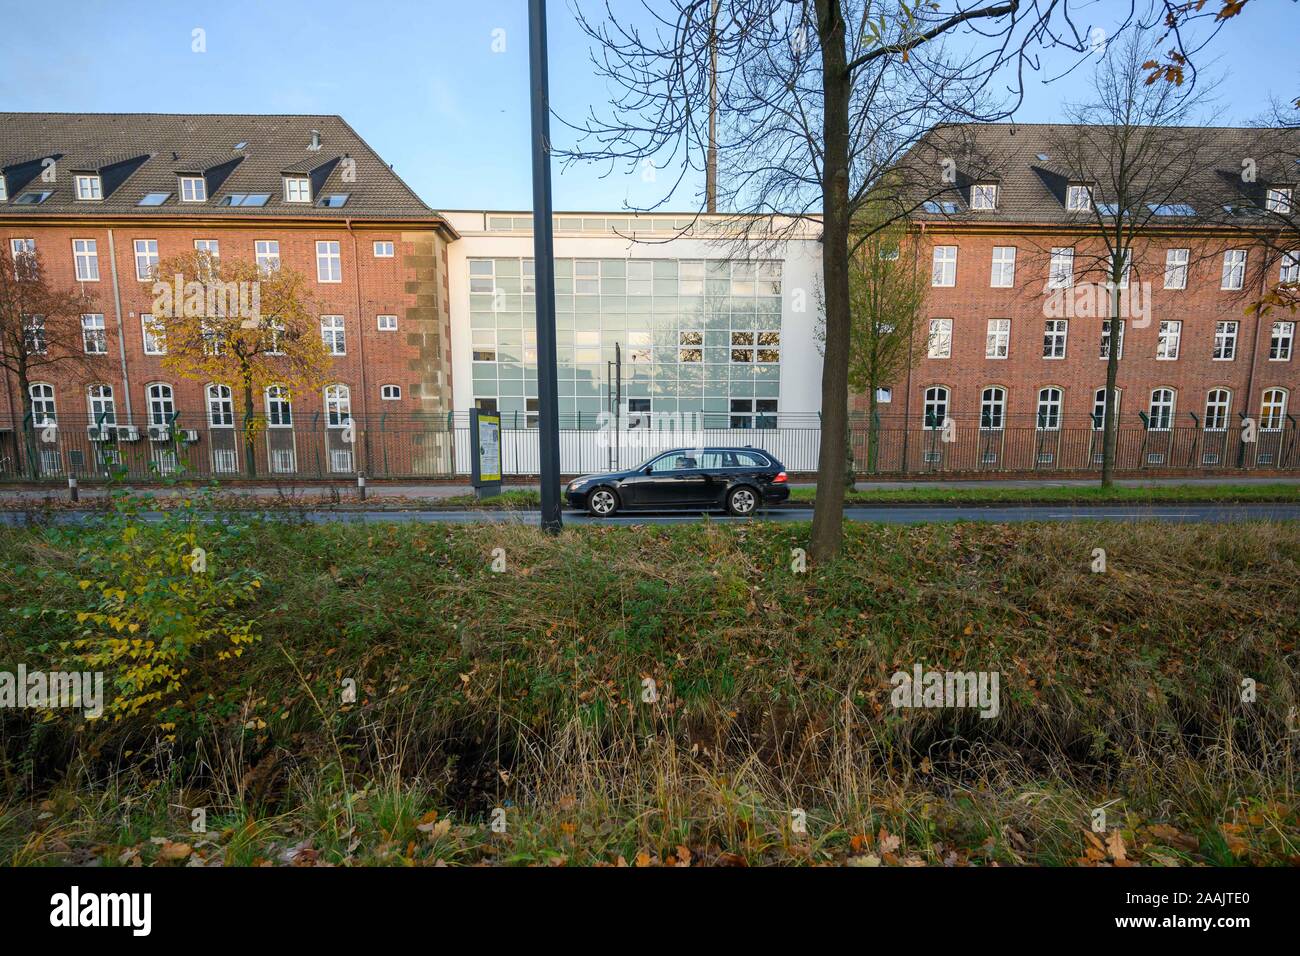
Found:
[1266,186,1293,214]
[1066,184,1092,211]
[970,183,997,210]
[284,176,312,203]
[0,174,7,202]
[75,174,103,200]
[179,176,207,202]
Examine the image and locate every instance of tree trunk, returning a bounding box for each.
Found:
[867,388,879,473]
[16,364,38,480]
[242,381,258,478]
[1101,267,1121,487]
[810,0,851,561]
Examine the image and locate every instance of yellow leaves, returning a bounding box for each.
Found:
[156,841,192,863]
[78,580,91,590]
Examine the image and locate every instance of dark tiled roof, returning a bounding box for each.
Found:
[907,122,1300,226]
[0,112,444,223]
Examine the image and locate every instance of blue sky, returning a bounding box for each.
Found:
[1,0,1295,212]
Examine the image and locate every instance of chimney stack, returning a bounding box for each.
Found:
[309,129,321,151]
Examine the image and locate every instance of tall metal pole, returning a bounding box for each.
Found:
[529,0,563,532]
[706,0,719,213]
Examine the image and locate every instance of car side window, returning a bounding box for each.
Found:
[673,455,698,470]
[697,452,724,469]
[732,451,768,467]
[647,455,679,473]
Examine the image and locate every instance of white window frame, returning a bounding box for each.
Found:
[265,386,293,428]
[373,241,395,258]
[146,383,175,427]
[926,318,952,359]
[1221,249,1246,290]
[255,240,281,272]
[1270,321,1294,361]
[141,314,165,355]
[316,240,342,283]
[133,239,159,280]
[1100,320,1125,360]
[376,314,398,332]
[194,238,220,259]
[1280,251,1300,284]
[980,386,1006,430]
[1048,247,1074,289]
[206,384,235,427]
[1265,187,1293,215]
[1037,387,1063,431]
[75,174,103,201]
[0,173,7,202]
[325,384,352,427]
[321,315,346,355]
[1213,321,1238,361]
[1204,389,1231,432]
[73,239,99,281]
[1148,388,1176,431]
[10,238,35,277]
[985,319,1010,359]
[990,246,1016,288]
[923,386,949,428]
[931,246,957,287]
[81,314,107,354]
[1066,184,1092,211]
[970,183,997,210]
[23,314,47,355]
[1260,388,1288,431]
[1164,248,1189,289]
[179,176,207,202]
[1092,387,1121,430]
[284,176,312,203]
[1043,319,1067,359]
[380,384,402,401]
[1156,320,1182,361]
[87,384,116,425]
[30,383,56,423]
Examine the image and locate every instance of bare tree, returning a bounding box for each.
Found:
[1040,28,1216,485]
[0,244,98,476]
[562,0,1149,558]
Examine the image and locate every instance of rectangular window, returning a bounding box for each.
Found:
[194,238,219,258]
[321,315,346,355]
[1213,321,1238,361]
[179,176,207,202]
[469,259,494,294]
[1066,184,1091,211]
[1265,187,1293,214]
[10,238,35,278]
[970,183,997,210]
[1270,321,1294,361]
[1100,320,1125,360]
[990,246,1016,287]
[985,319,1010,359]
[255,240,280,272]
[141,315,165,355]
[1280,251,1300,284]
[1156,320,1181,360]
[1043,319,1067,359]
[1149,389,1176,431]
[574,259,600,294]
[377,314,398,331]
[472,329,496,362]
[23,315,46,354]
[81,314,107,354]
[316,241,342,282]
[0,173,6,202]
[1164,248,1189,289]
[75,174,103,200]
[678,329,703,363]
[626,260,652,296]
[1048,247,1074,288]
[374,241,395,258]
[927,318,952,359]
[931,246,957,287]
[284,177,311,203]
[1221,249,1246,290]
[133,239,158,280]
[73,239,99,281]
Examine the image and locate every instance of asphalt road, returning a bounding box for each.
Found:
[5,503,1299,526]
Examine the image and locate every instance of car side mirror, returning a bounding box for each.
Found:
[643,465,654,475]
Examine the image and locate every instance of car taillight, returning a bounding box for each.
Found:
[772,471,787,483]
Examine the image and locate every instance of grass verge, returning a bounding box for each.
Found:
[0,516,1296,866]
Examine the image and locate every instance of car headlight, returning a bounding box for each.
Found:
[567,481,581,492]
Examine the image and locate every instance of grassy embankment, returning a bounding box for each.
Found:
[0,508,1296,866]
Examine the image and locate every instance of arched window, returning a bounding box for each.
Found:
[29,383,56,423]
[1092,387,1121,430]
[923,386,949,428]
[325,384,352,428]
[1149,388,1176,431]
[380,384,401,401]
[1204,389,1231,431]
[1261,388,1288,431]
[1037,387,1063,431]
[87,384,116,424]
[265,385,293,427]
[980,386,1006,430]
[207,384,234,427]
[146,383,175,427]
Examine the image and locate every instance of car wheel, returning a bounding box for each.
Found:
[587,487,619,517]
[726,486,757,516]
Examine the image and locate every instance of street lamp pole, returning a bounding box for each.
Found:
[528,0,562,532]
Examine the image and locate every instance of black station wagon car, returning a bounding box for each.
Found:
[565,447,790,516]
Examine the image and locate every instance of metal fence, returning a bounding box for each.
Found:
[1,411,1296,482]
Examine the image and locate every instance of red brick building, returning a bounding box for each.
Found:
[0,113,457,476]
[853,124,1299,473]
